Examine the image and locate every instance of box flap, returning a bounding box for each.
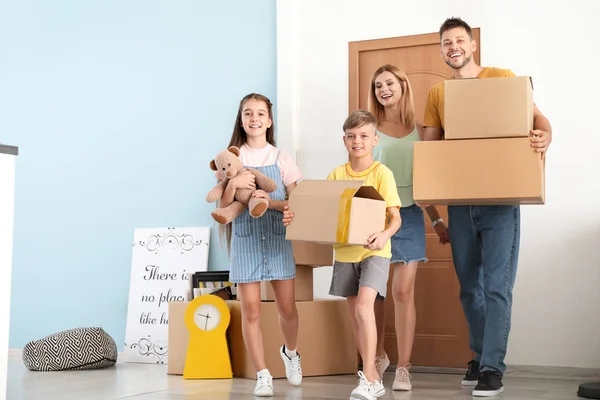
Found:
[354,185,384,201]
[291,179,365,198]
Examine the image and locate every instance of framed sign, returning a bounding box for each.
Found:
[124,226,210,364]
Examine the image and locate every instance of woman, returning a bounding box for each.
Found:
[369,64,450,391]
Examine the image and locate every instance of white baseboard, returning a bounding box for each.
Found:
[10,348,600,381]
[8,349,21,356]
[395,364,600,381]
[10,348,128,364]
[505,364,600,381]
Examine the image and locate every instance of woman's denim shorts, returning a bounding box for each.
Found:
[391,204,428,265]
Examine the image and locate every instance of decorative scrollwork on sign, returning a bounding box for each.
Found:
[127,336,168,364]
[135,227,209,254]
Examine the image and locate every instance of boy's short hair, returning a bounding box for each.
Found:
[343,109,377,134]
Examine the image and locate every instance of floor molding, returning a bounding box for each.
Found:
[8,349,21,356]
[505,364,600,381]
[392,364,600,381]
[10,348,599,381]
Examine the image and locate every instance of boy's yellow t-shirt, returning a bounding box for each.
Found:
[423,67,516,129]
[326,161,401,263]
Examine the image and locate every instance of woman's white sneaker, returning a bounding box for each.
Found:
[392,363,413,391]
[375,353,390,382]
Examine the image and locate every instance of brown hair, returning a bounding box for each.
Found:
[219,93,276,253]
[228,93,276,148]
[367,64,415,127]
[439,17,473,39]
[343,109,377,133]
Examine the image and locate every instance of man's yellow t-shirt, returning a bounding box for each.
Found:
[423,67,516,129]
[326,161,402,263]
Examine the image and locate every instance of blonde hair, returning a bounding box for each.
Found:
[367,64,416,127]
[343,109,377,133]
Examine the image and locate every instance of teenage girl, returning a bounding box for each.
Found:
[217,93,303,397]
[368,64,450,391]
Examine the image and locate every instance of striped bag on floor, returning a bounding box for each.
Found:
[22,327,118,371]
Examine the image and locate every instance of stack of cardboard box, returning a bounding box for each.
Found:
[228,241,358,379]
[167,241,358,379]
[413,76,545,205]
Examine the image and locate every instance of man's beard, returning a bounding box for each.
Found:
[445,53,472,70]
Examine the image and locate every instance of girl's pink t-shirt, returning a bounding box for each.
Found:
[214,144,302,187]
[239,144,302,187]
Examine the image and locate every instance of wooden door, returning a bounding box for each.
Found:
[348,30,480,368]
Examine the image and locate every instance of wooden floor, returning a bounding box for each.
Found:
[6,352,590,399]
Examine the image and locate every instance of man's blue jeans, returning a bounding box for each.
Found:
[447,205,520,375]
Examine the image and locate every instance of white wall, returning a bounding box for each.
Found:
[0,152,17,398]
[277,0,600,369]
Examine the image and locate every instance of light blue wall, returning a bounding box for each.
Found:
[1,0,276,349]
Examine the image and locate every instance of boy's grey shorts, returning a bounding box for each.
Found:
[329,256,391,300]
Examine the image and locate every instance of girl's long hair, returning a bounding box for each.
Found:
[228,93,276,148]
[218,93,276,253]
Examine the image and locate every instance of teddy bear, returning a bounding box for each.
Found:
[206,146,277,225]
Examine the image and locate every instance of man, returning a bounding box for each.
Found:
[422,17,552,397]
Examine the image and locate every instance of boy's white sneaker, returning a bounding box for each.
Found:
[279,344,302,386]
[350,371,385,400]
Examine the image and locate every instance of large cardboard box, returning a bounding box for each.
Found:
[168,300,358,378]
[285,180,386,246]
[413,137,545,205]
[168,244,337,374]
[260,265,314,301]
[444,76,534,140]
[227,300,357,379]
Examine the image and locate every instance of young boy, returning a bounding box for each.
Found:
[283,109,401,400]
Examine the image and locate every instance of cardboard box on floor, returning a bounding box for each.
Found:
[167,299,358,378]
[413,137,545,205]
[260,241,333,301]
[167,242,335,375]
[285,180,386,246]
[167,301,189,375]
[226,300,357,379]
[444,76,534,140]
